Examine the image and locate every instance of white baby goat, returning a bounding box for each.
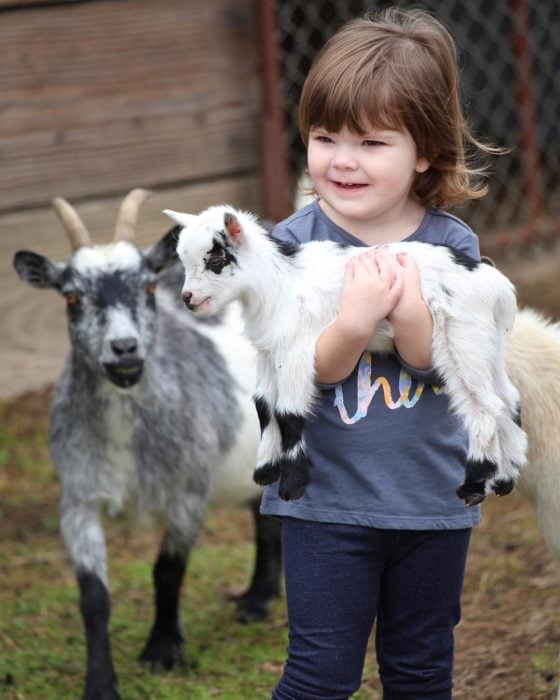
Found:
[166,205,528,505]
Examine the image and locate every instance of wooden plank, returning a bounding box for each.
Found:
[0,175,263,400]
[0,0,261,210]
[0,1,74,7]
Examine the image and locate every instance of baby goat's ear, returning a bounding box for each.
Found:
[224,211,244,245]
[162,209,195,229]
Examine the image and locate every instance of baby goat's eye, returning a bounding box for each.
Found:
[146,281,157,296]
[64,292,79,306]
[206,254,224,273]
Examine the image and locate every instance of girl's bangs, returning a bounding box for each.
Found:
[309,71,407,135]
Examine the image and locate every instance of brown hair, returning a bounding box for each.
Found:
[298,7,496,208]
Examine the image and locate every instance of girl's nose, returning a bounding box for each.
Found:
[331,147,358,170]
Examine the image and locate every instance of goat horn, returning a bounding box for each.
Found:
[114,188,152,242]
[52,197,92,251]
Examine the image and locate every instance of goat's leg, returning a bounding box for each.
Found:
[60,505,119,700]
[489,342,528,495]
[139,551,187,671]
[431,313,505,505]
[253,354,283,486]
[78,572,118,700]
[139,530,189,671]
[272,342,318,500]
[234,495,282,622]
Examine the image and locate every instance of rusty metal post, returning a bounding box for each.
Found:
[256,0,294,222]
[508,0,543,242]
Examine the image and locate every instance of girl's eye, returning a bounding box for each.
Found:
[313,134,333,144]
[146,281,157,296]
[363,140,383,147]
[64,292,79,306]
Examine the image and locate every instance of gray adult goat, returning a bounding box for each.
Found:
[12,190,282,700]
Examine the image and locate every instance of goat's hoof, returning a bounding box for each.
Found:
[139,629,184,673]
[278,479,307,501]
[235,596,270,623]
[456,482,486,507]
[465,457,497,482]
[228,587,277,623]
[253,462,280,486]
[278,466,310,501]
[492,479,515,497]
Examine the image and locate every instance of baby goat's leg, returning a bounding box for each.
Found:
[432,313,505,505]
[60,504,119,700]
[489,337,527,495]
[253,354,283,486]
[273,341,318,501]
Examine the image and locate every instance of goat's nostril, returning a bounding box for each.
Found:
[111,337,138,357]
[183,292,193,309]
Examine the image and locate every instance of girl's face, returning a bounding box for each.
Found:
[307,125,430,242]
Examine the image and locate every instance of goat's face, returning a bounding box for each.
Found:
[61,243,158,387]
[168,207,248,318]
[14,234,178,389]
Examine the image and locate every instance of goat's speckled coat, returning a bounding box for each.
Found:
[13,221,279,700]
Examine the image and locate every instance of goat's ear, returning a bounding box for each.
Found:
[144,226,180,273]
[224,212,244,245]
[13,251,64,290]
[162,209,195,229]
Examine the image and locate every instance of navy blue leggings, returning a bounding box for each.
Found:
[272,518,471,700]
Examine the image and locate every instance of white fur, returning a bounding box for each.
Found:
[169,205,528,503]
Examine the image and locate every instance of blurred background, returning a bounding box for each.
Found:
[1,0,559,399]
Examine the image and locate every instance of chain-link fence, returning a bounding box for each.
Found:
[274,0,560,258]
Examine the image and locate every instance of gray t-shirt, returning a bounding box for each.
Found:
[260,201,482,529]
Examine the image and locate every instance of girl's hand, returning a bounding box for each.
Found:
[337,248,403,341]
[388,253,424,326]
[388,253,434,369]
[314,248,404,384]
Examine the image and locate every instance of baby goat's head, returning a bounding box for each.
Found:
[13,190,179,388]
[165,206,256,318]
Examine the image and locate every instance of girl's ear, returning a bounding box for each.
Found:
[224,211,245,245]
[415,156,431,173]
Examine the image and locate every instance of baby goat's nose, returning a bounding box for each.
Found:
[182,292,193,309]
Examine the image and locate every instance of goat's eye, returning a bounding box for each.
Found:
[206,256,223,273]
[64,292,79,306]
[147,281,157,295]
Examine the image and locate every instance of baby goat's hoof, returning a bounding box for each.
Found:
[456,481,487,507]
[253,462,280,486]
[277,451,311,501]
[492,479,515,497]
[465,457,497,482]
